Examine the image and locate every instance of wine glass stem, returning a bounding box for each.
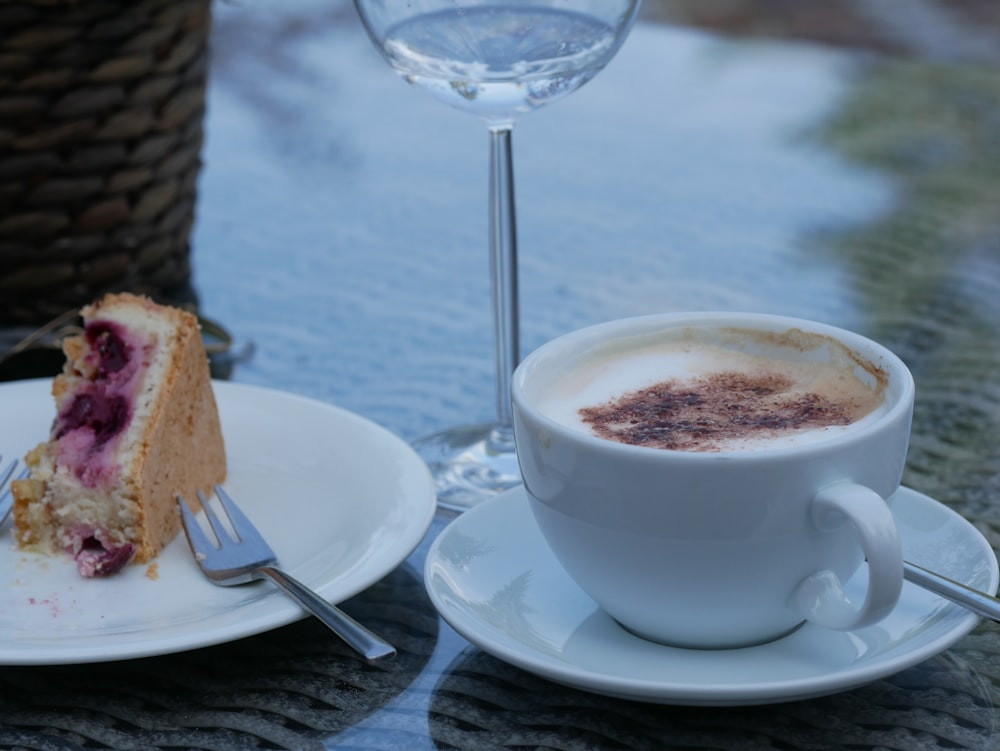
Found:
[488,124,519,449]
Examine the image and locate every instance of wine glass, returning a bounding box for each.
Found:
[353,0,642,511]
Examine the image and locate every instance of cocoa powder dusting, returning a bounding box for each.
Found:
[579,371,861,451]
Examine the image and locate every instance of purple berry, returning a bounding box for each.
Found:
[85,322,131,375]
[56,392,129,445]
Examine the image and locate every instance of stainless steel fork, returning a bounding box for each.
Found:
[0,457,25,524]
[178,485,396,663]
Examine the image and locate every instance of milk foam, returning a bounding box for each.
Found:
[539,337,889,452]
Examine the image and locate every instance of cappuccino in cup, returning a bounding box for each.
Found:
[537,327,889,453]
[512,313,913,649]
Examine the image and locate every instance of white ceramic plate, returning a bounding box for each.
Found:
[0,379,436,665]
[425,485,998,706]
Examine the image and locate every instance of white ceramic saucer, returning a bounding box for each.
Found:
[425,486,998,706]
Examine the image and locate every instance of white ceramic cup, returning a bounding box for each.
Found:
[511,312,914,649]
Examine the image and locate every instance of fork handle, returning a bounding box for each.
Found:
[258,566,397,663]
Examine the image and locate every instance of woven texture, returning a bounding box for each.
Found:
[0,0,210,325]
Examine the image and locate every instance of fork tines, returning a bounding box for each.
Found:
[0,457,28,525]
[179,484,270,551]
[0,456,17,488]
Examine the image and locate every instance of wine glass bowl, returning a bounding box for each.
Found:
[363,3,640,124]
[354,0,641,510]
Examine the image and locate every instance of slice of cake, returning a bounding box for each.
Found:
[11,293,227,577]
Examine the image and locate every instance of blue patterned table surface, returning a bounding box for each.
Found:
[3,0,999,748]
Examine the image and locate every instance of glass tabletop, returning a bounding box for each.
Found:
[1,0,998,748]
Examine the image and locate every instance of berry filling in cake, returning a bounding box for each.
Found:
[73,529,136,577]
[53,322,143,487]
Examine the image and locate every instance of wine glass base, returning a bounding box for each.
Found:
[411,423,523,512]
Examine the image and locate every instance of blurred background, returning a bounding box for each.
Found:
[641,0,1000,63]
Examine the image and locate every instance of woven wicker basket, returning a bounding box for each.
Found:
[0,0,210,325]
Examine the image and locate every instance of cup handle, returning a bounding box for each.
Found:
[789,482,903,631]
